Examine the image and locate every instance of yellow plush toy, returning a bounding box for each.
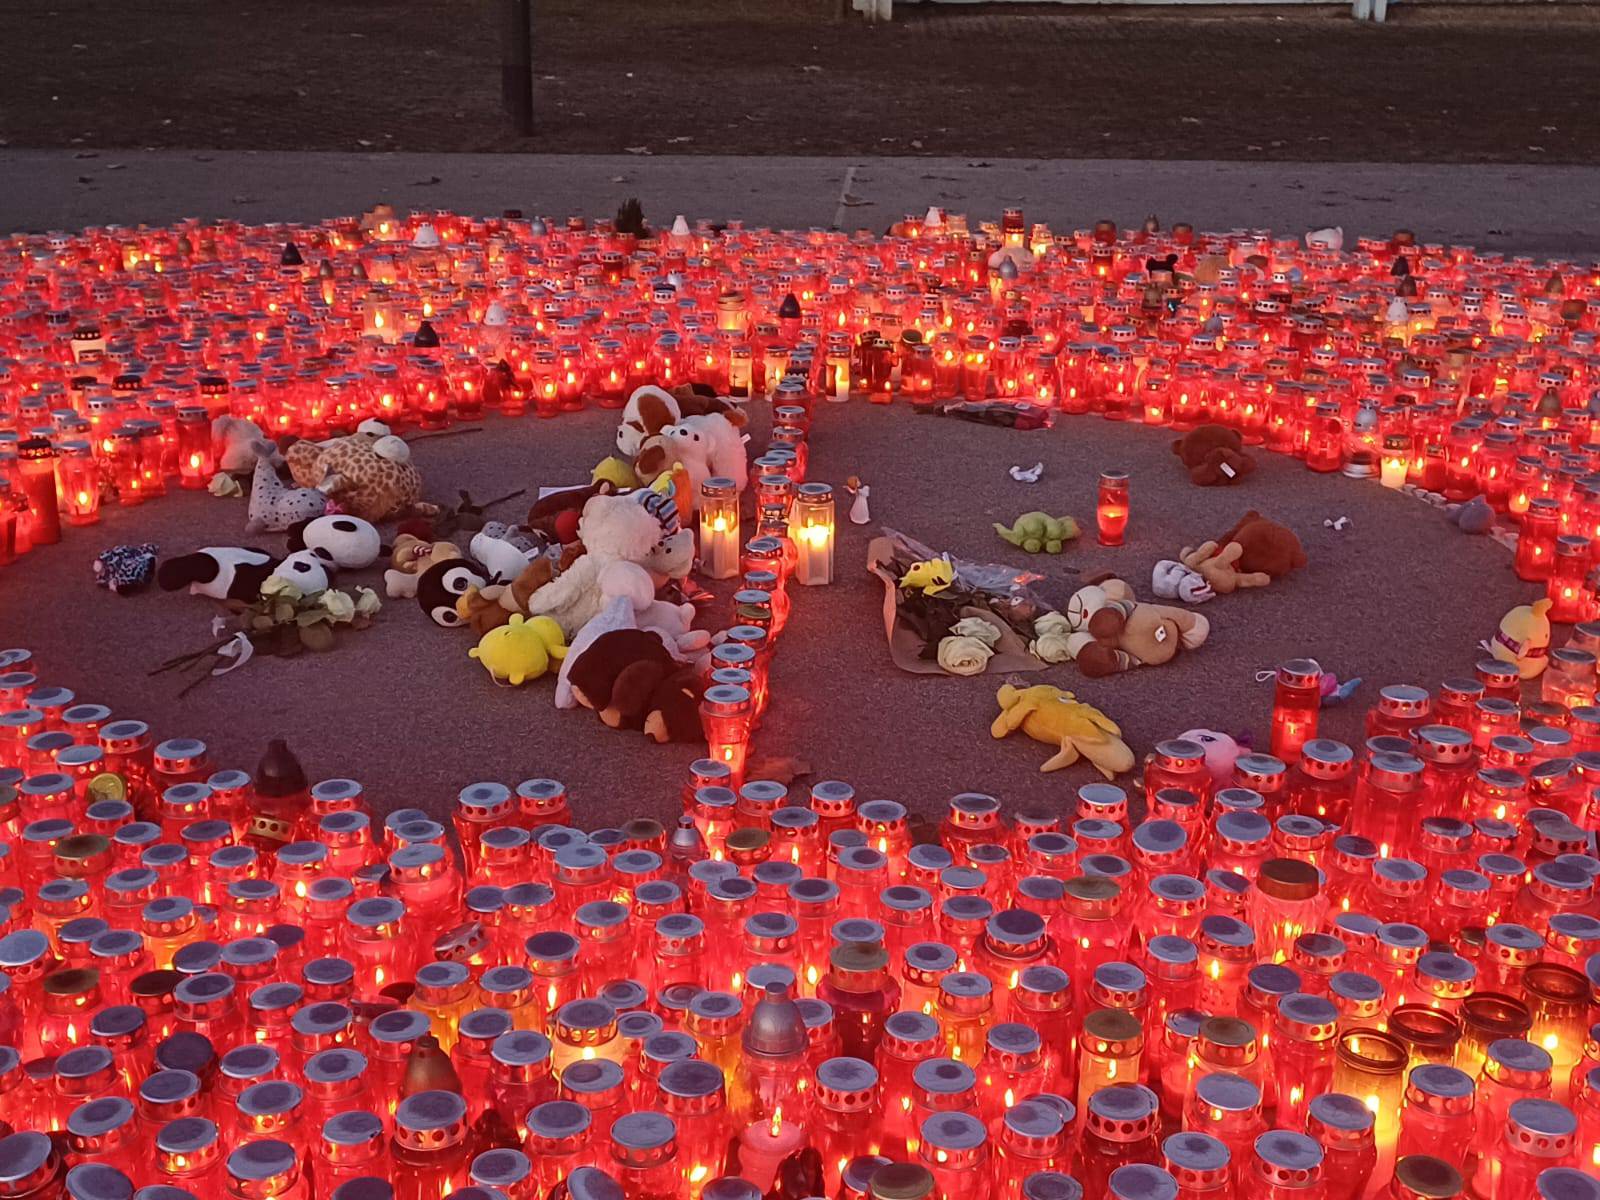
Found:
[591,456,639,492]
[1483,597,1552,680]
[900,556,955,596]
[468,615,568,686]
[991,683,1135,779]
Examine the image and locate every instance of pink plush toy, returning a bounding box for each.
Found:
[1179,728,1244,785]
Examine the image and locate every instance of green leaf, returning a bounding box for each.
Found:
[295,609,331,627]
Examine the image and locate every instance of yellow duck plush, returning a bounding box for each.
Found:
[991,683,1135,779]
[468,614,568,686]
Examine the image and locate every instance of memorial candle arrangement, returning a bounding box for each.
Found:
[1,206,1600,653]
[0,646,1593,1198]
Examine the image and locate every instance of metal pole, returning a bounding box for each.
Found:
[501,0,534,136]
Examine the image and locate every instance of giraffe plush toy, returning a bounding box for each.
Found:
[284,421,433,524]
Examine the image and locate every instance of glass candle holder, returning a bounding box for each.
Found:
[55,442,101,526]
[1331,1029,1407,1171]
[1096,471,1129,548]
[1271,661,1323,765]
[792,483,835,587]
[699,479,740,580]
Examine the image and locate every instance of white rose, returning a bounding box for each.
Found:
[320,589,356,622]
[937,634,994,677]
[951,616,1002,649]
[354,587,382,618]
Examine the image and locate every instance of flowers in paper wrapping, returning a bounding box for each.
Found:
[1031,611,1075,664]
[951,616,1002,649]
[938,634,995,677]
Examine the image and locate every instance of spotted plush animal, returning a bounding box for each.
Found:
[284,423,429,523]
[246,446,333,534]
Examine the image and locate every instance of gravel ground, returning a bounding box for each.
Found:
[0,401,1532,830]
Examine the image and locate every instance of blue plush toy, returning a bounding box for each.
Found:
[95,544,159,594]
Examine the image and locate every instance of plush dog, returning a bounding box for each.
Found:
[616,384,741,459]
[245,445,334,534]
[1064,576,1210,678]
[635,410,749,504]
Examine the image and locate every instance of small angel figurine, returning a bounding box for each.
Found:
[846,475,871,525]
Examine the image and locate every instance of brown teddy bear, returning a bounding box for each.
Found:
[1172,424,1256,486]
[1215,511,1307,578]
[1065,576,1210,678]
[456,558,556,634]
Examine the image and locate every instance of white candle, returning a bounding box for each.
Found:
[699,477,740,580]
[793,483,835,587]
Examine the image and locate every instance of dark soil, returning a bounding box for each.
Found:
[2,0,1597,162]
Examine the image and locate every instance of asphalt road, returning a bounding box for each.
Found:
[4,151,1600,259]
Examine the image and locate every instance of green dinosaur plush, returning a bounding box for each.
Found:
[995,512,1081,554]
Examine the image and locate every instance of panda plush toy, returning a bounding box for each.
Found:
[157,547,275,601]
[158,546,334,602]
[287,515,382,571]
[415,558,488,628]
[269,549,335,595]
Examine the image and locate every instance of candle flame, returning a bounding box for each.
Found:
[770,1106,782,1136]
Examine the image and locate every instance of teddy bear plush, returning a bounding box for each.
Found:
[525,493,668,639]
[457,558,556,634]
[384,535,461,599]
[284,421,429,523]
[1177,541,1271,595]
[1214,511,1307,578]
[1172,424,1256,486]
[1064,576,1211,678]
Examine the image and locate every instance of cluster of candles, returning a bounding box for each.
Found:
[9,203,1600,1197]
[2,641,1600,1200]
[4,204,1600,596]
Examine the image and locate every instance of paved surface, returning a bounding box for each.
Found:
[5,0,1599,162]
[0,400,1532,831]
[6,150,1600,258]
